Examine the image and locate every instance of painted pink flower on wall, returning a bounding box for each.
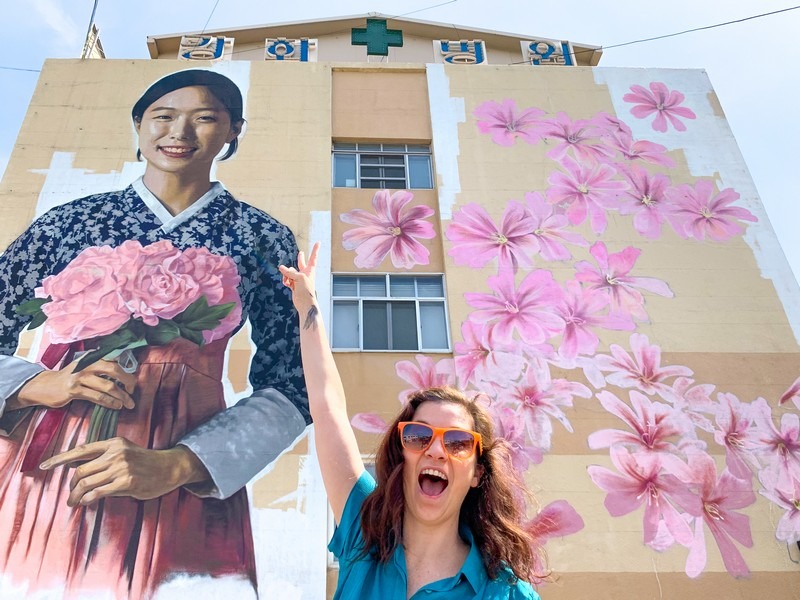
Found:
[758,469,800,543]
[575,242,674,321]
[464,269,565,345]
[340,189,435,269]
[681,453,755,578]
[395,354,456,403]
[623,82,697,132]
[617,166,674,239]
[491,405,544,472]
[446,202,538,273]
[588,446,696,548]
[546,157,628,234]
[453,321,525,387]
[523,192,589,262]
[666,180,757,242]
[473,99,547,146]
[541,112,615,164]
[593,333,693,400]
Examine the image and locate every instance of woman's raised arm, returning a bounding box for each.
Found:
[279,243,364,522]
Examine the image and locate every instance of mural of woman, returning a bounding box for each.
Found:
[0,69,309,598]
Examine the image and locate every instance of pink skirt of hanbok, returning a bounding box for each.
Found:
[0,337,256,599]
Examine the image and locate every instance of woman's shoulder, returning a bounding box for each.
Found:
[29,187,134,228]
[220,192,297,244]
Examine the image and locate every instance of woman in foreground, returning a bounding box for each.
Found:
[281,244,543,599]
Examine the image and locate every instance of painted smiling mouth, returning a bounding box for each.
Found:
[159,146,197,157]
[419,468,448,497]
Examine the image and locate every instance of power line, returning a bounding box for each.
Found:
[201,0,223,35]
[0,66,40,73]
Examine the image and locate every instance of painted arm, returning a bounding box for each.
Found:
[279,243,364,523]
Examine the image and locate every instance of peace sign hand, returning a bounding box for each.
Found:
[279,242,320,316]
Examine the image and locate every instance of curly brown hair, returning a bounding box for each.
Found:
[358,387,547,583]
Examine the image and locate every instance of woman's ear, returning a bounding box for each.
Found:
[227,120,243,143]
[471,464,485,488]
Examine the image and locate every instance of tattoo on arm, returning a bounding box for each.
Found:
[303,304,319,331]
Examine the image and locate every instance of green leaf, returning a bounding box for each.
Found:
[144,320,181,346]
[177,326,204,346]
[16,297,49,316]
[28,311,48,330]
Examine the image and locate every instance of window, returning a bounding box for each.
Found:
[332,274,449,351]
[332,143,433,189]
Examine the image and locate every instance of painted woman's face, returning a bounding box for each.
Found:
[401,401,483,530]
[135,85,240,180]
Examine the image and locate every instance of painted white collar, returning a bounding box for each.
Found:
[132,177,226,233]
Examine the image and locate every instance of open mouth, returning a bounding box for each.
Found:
[158,146,196,158]
[418,468,448,497]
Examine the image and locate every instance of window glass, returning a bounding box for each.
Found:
[406,144,430,153]
[382,144,406,152]
[332,276,358,296]
[408,155,432,189]
[390,301,418,350]
[420,302,448,349]
[358,143,382,152]
[389,276,416,297]
[358,276,386,297]
[382,155,405,165]
[363,301,389,349]
[416,276,444,297]
[333,142,357,150]
[333,154,357,187]
[332,301,359,348]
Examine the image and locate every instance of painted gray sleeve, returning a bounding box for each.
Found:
[178,387,309,500]
[0,355,44,435]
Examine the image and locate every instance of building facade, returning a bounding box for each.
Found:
[0,14,798,599]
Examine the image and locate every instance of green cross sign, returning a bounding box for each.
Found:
[351,19,403,56]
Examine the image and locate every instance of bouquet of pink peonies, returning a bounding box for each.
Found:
[16,240,242,442]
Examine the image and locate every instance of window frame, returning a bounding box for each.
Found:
[332,143,433,190]
[331,273,451,353]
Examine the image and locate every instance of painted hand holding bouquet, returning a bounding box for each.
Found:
[16,239,242,452]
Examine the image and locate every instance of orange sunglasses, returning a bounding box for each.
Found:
[398,421,483,459]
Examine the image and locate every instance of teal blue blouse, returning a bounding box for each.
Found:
[328,471,541,600]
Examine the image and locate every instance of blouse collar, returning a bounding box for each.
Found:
[132,177,226,233]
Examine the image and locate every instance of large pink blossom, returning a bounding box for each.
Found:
[617,166,674,239]
[395,354,455,404]
[541,112,615,164]
[37,245,130,343]
[588,446,696,547]
[680,453,755,578]
[593,333,693,400]
[350,412,390,434]
[446,202,538,273]
[453,321,525,387]
[473,99,547,146]
[623,82,697,133]
[555,280,633,360]
[523,192,588,262]
[667,377,716,434]
[490,405,543,473]
[546,157,628,234]
[525,499,585,581]
[712,393,759,480]
[340,190,435,269]
[574,242,673,321]
[758,470,800,544]
[589,390,689,453]
[665,180,757,242]
[465,270,565,345]
[750,397,800,485]
[494,357,591,450]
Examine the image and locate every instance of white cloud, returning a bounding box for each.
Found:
[30,0,83,50]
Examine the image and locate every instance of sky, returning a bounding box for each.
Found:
[3,0,799,282]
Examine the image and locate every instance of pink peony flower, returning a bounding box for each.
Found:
[341,190,435,269]
[623,82,697,133]
[116,240,201,326]
[666,180,757,242]
[36,245,130,343]
[473,99,547,146]
[446,201,538,273]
